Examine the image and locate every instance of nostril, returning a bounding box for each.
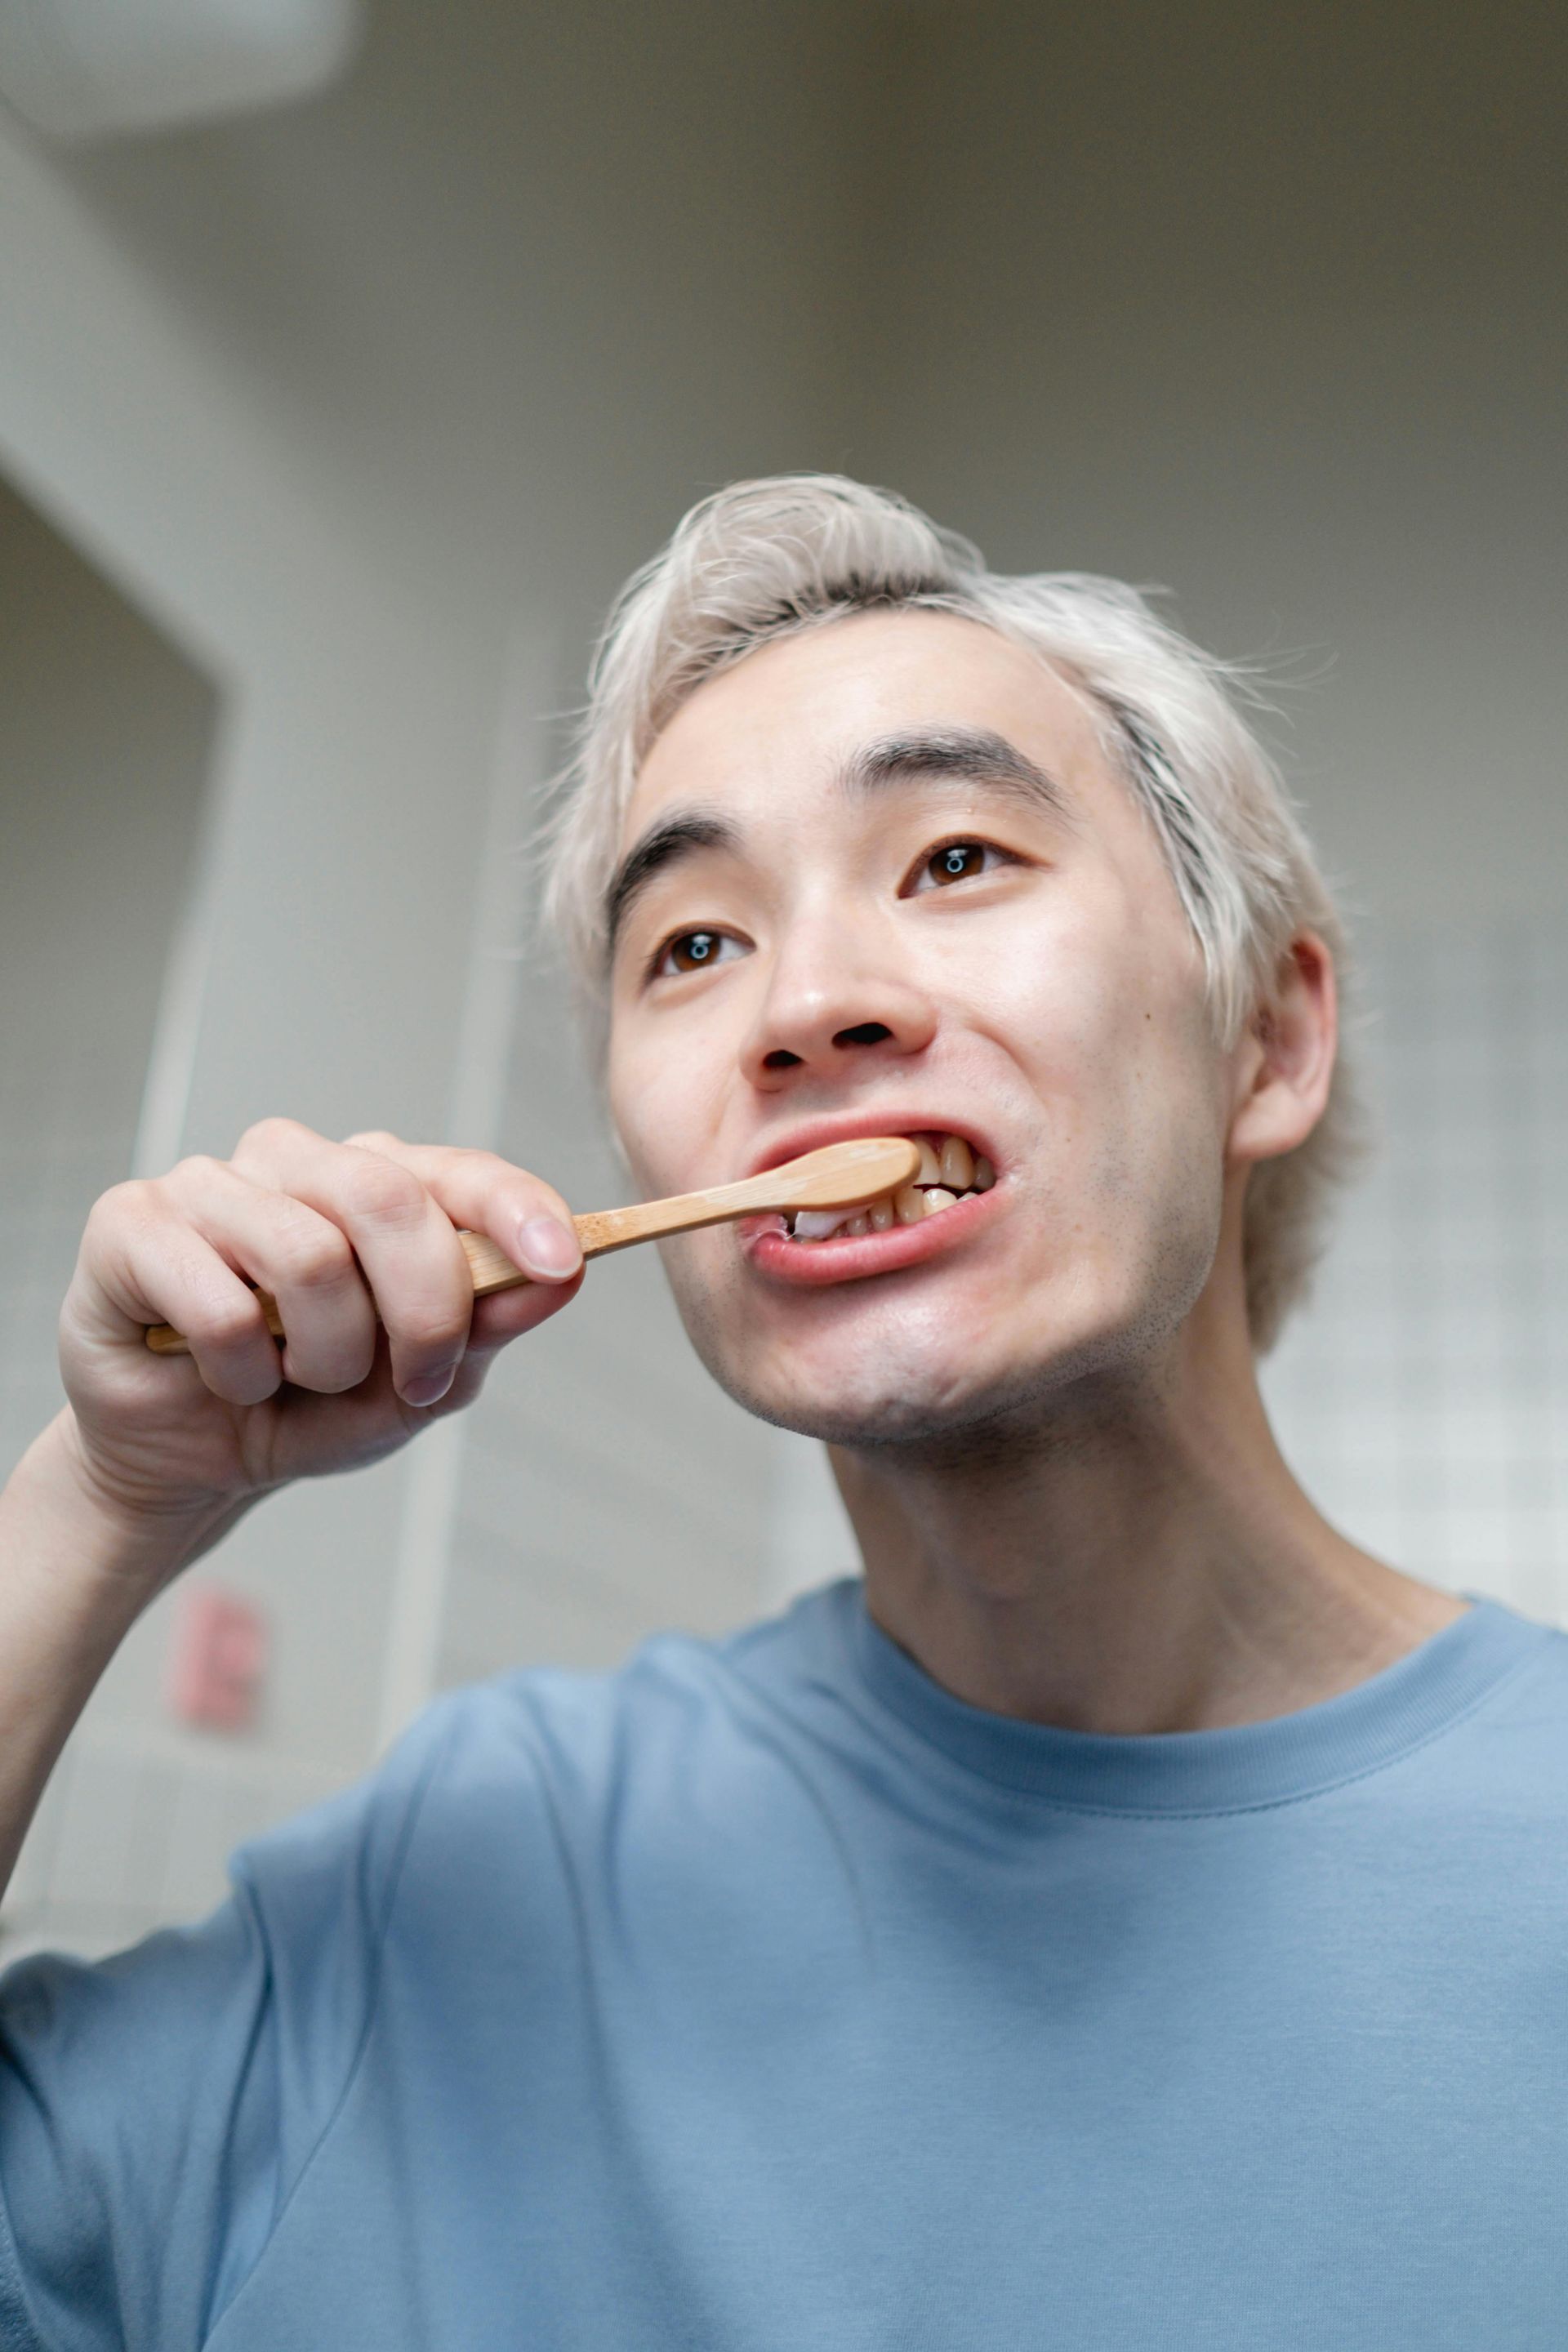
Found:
[833,1022,893,1049]
[763,1048,804,1070]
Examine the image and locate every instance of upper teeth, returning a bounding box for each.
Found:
[787,1133,995,1242]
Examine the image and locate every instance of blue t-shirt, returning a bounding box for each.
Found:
[1,1579,1566,2349]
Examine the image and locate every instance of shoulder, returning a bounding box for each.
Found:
[387,1577,859,1829]
[115,1581,851,1967]
[1443,1601,1568,1785]
[277,1581,867,1958]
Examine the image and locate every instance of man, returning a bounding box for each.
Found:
[0,474,1561,2350]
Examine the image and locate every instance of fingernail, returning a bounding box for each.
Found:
[403,1367,455,1407]
[517,1215,581,1281]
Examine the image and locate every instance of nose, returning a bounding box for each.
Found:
[739,910,938,1090]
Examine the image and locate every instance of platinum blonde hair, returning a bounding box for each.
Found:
[541,473,1359,1349]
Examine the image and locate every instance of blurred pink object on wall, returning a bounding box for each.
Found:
[164,1584,268,1732]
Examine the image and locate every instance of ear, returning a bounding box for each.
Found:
[1227,932,1338,1167]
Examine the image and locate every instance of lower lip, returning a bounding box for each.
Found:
[741,1182,1004,1288]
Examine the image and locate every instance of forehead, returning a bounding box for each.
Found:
[623,608,1111,842]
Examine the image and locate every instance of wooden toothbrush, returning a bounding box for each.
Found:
[144,1135,920,1356]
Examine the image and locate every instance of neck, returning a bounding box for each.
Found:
[834,1285,1463,1736]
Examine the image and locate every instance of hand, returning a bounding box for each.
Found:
[54,1118,584,1548]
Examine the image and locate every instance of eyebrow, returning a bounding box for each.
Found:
[603,727,1069,956]
[839,726,1069,815]
[604,808,740,953]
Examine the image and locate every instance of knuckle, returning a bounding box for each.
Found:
[393,1300,470,1356]
[166,1153,229,1196]
[342,1127,403,1153]
[269,1212,354,1294]
[86,1177,150,1232]
[90,1178,167,1250]
[194,1294,267,1356]
[340,1154,425,1228]
[236,1115,306,1159]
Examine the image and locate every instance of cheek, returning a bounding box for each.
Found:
[1012,901,1223,1209]
[605,1038,663,1197]
[983,895,1192,1104]
[607,1031,730,1200]
[1088,1014,1232,1303]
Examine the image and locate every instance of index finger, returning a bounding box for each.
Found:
[340,1133,583,1285]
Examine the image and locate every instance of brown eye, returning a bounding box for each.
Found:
[657,929,742,978]
[926,841,988,885]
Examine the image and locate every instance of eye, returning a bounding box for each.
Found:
[652,928,746,979]
[908,838,1014,893]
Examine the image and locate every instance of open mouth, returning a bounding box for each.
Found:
[782,1131,996,1245]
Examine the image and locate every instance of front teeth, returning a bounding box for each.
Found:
[940,1135,973,1190]
[893,1183,924,1226]
[785,1134,996,1242]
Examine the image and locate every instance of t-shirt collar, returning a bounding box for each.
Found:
[844,1582,1547,1815]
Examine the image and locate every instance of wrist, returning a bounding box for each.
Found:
[6,1413,244,1617]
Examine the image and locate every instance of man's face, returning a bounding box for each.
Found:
[604,610,1241,1448]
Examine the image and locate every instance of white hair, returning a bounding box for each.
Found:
[541,473,1360,1348]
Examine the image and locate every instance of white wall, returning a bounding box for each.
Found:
[846,4,1567,931]
[50,0,871,643]
[0,474,216,1499]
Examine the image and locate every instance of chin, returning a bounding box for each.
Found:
[681,1293,1167,1459]
[665,1200,1221,1454]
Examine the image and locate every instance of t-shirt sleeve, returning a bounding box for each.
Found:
[0,1694,461,2352]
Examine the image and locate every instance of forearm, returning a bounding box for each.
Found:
[0,1127,578,1919]
[0,1414,245,1907]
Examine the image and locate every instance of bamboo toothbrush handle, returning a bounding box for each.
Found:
[464,1195,765,1290]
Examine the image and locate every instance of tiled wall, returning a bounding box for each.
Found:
[4,1726,341,1965]
[1263,924,1568,1628]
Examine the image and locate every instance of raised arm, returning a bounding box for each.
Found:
[0,1119,584,1907]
